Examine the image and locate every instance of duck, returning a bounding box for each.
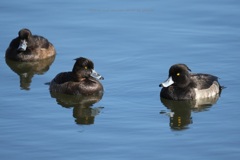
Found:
[159,64,222,100]
[49,57,104,96]
[5,28,56,61]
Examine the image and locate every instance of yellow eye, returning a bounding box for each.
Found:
[177,73,180,76]
[84,66,88,69]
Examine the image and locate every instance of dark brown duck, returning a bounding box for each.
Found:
[6,28,56,61]
[50,57,104,96]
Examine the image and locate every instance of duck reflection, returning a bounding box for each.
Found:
[160,95,220,130]
[50,92,103,125]
[5,56,55,90]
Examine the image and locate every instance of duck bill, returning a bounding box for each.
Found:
[91,69,104,80]
[17,39,27,52]
[160,76,174,87]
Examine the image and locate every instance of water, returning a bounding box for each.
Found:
[1,0,240,159]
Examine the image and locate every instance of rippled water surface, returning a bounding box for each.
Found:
[1,0,240,160]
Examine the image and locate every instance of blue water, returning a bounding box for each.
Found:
[1,0,240,159]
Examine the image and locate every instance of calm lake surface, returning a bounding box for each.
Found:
[1,0,240,159]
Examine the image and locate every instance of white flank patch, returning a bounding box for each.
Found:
[194,81,220,99]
